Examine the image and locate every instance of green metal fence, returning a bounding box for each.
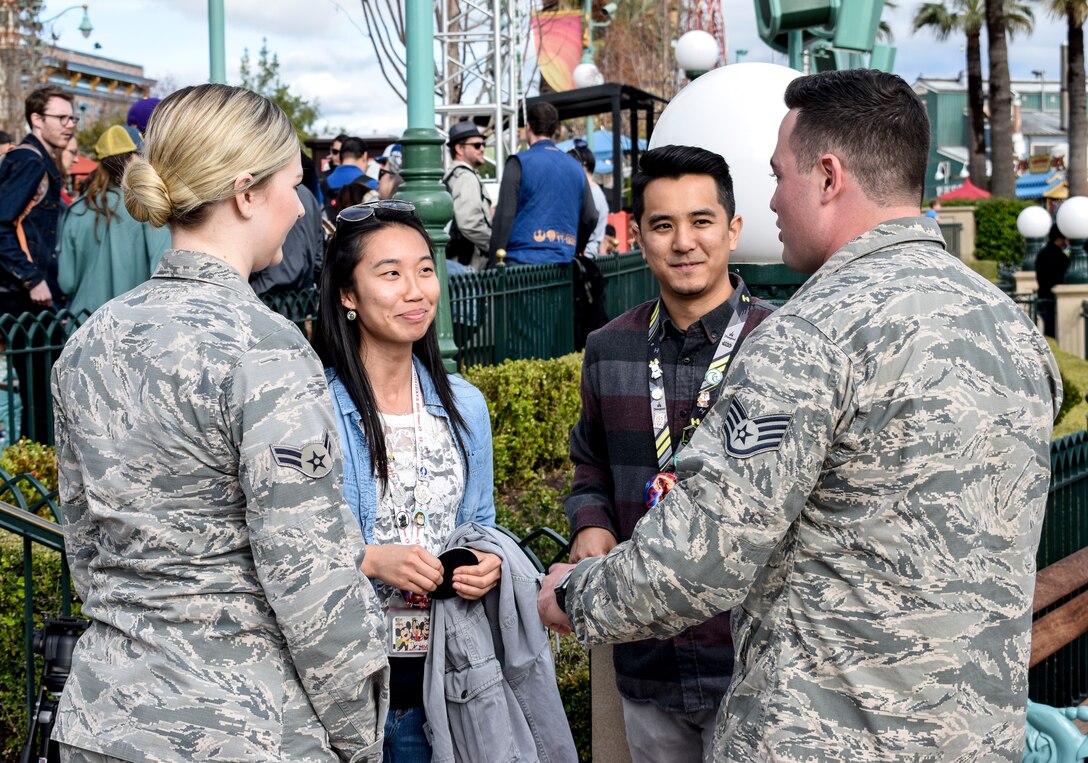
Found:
[0,471,71,729]
[447,251,660,369]
[1030,430,1088,709]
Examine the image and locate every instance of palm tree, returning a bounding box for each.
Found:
[986,0,1033,196]
[1044,0,1087,195]
[912,0,1033,190]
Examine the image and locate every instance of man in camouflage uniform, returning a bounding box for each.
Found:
[51,249,389,762]
[539,69,1062,761]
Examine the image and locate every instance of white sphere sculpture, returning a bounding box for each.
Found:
[1016,205,1052,239]
[675,30,720,73]
[1057,196,1088,240]
[648,62,801,263]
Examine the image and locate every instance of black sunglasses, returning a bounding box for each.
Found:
[463,141,486,150]
[336,199,416,226]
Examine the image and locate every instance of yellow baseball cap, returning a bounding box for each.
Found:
[94,125,137,161]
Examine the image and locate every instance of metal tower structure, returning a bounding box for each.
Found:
[434,0,532,178]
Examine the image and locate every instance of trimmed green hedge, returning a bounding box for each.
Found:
[945,197,1033,264]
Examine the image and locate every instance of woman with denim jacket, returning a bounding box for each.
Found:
[313,201,500,763]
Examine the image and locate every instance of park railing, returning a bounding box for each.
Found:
[1030,430,1088,709]
[449,252,658,369]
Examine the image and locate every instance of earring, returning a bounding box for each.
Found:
[346,309,357,321]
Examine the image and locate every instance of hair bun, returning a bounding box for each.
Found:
[122,159,172,228]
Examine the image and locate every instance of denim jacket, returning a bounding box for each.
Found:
[324,358,495,541]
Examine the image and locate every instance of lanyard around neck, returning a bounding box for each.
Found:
[648,285,752,471]
[386,366,431,545]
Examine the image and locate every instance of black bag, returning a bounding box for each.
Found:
[572,254,608,350]
[445,216,477,266]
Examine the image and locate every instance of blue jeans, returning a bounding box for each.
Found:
[384,706,432,763]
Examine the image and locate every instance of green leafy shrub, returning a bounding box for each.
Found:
[0,534,80,763]
[0,439,58,518]
[971,198,1032,264]
[463,353,583,489]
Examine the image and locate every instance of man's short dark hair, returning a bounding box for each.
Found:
[526,102,559,138]
[0,131,12,144]
[339,136,368,161]
[783,69,929,205]
[333,132,349,144]
[25,86,74,127]
[631,145,737,224]
[568,145,596,174]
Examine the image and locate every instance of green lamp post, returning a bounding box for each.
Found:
[208,0,225,84]
[400,0,457,371]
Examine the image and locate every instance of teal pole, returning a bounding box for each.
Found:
[208,0,225,84]
[400,0,457,371]
[788,30,804,72]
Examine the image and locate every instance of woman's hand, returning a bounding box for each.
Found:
[453,550,502,600]
[360,544,444,595]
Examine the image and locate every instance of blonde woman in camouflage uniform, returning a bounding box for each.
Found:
[50,84,389,763]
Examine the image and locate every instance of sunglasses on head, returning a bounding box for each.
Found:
[336,199,416,226]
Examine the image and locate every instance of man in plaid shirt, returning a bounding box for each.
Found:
[564,145,775,762]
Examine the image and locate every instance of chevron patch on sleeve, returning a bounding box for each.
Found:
[271,431,333,479]
[724,398,792,458]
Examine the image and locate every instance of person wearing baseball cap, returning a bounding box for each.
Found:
[442,121,492,270]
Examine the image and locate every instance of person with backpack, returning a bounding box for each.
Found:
[443,122,492,271]
[0,85,74,442]
[0,85,73,315]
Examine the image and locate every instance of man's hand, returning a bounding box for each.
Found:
[453,550,502,600]
[538,562,576,635]
[569,527,617,563]
[360,544,443,595]
[28,281,51,308]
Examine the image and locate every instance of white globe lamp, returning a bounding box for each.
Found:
[674,30,720,78]
[1017,205,1052,270]
[1057,196,1088,283]
[649,62,801,263]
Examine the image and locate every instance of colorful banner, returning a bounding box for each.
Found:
[531,10,582,92]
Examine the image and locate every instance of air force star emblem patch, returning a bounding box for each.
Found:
[724,398,792,458]
[271,431,333,479]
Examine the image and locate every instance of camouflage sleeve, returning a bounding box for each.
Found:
[565,316,855,646]
[225,326,389,761]
[51,367,97,602]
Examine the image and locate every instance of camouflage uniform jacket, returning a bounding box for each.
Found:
[50,250,389,763]
[564,218,1062,761]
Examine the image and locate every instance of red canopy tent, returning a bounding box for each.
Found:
[938,178,991,200]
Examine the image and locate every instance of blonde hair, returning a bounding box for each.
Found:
[123,84,299,228]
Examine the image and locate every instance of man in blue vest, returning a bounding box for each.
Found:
[488,102,598,266]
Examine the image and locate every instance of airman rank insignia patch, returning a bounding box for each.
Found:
[271,431,333,479]
[724,398,792,458]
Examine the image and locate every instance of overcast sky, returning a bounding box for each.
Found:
[46,0,1071,139]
